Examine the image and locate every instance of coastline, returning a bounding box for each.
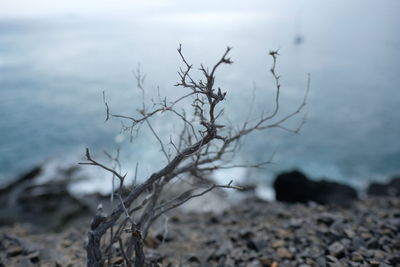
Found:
[1,196,399,266]
[0,164,399,266]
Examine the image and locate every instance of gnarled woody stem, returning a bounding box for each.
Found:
[86,125,217,266]
[84,46,308,266]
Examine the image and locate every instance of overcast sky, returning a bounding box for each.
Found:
[0,0,297,19]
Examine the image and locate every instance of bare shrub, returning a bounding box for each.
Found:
[80,45,309,266]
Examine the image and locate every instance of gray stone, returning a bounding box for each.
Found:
[317,213,336,226]
[352,237,367,249]
[326,255,340,263]
[316,256,327,267]
[328,242,345,258]
[367,239,380,249]
[344,228,356,238]
[351,252,364,262]
[289,218,304,228]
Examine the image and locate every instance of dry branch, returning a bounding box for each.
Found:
[82,46,309,267]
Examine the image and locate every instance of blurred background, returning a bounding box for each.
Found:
[0,0,399,194]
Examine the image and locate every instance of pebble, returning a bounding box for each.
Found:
[328,242,345,258]
[1,196,399,266]
[277,247,293,259]
[271,240,285,248]
[351,252,363,262]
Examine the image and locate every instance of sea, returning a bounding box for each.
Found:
[1,0,399,195]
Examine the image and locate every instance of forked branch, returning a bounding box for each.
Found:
[83,46,309,267]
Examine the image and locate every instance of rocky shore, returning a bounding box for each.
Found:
[147,196,400,267]
[0,166,399,266]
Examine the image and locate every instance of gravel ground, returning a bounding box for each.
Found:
[1,196,399,267]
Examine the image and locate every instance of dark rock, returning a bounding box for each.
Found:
[273,171,312,204]
[328,242,345,258]
[367,176,400,197]
[389,256,400,265]
[246,239,268,252]
[378,236,391,247]
[208,216,220,224]
[7,246,22,257]
[0,163,94,230]
[170,216,180,223]
[205,238,217,246]
[212,242,232,259]
[187,255,200,263]
[0,166,42,194]
[26,250,39,263]
[367,239,380,249]
[155,231,174,243]
[317,213,336,226]
[239,229,254,240]
[273,170,358,206]
[14,181,90,230]
[246,240,258,252]
[324,229,343,244]
[315,180,358,206]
